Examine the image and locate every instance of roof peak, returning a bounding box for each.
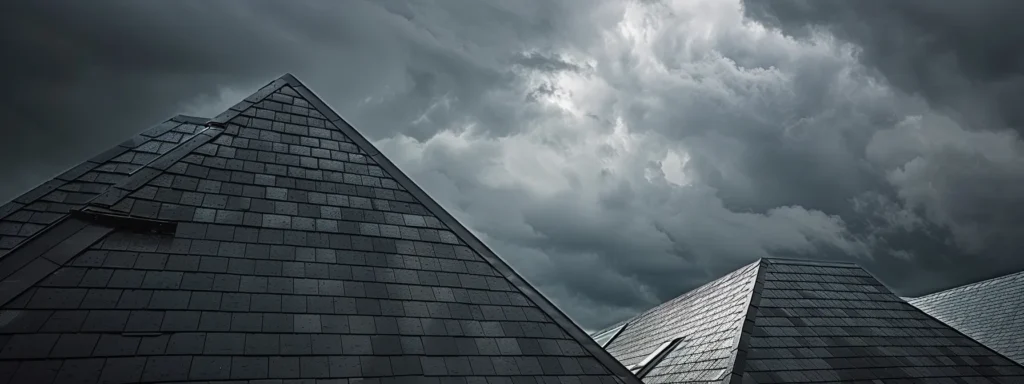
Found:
[759,256,860,268]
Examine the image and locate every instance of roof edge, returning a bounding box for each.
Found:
[721,259,768,384]
[207,74,293,127]
[762,256,860,268]
[906,268,1024,300]
[0,115,209,221]
[170,114,210,125]
[280,73,643,383]
[858,270,1024,368]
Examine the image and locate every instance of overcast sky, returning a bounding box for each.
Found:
[2,0,1023,331]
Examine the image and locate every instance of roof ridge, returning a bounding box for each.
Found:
[909,268,1024,301]
[761,256,859,268]
[721,258,767,384]
[280,74,642,383]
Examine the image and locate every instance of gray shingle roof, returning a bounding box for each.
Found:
[0,115,209,258]
[909,269,1024,366]
[0,74,640,383]
[596,258,1024,383]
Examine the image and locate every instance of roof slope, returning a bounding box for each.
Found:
[908,269,1024,365]
[0,74,639,383]
[598,258,1024,383]
[604,260,760,384]
[0,115,209,258]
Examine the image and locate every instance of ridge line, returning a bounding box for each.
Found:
[280,73,643,383]
[722,258,767,384]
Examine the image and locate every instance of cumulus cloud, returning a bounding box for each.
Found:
[3,0,1023,330]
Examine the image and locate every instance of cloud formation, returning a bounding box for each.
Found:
[3,0,1023,330]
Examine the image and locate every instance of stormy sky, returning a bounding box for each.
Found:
[2,0,1023,331]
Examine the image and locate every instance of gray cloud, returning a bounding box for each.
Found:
[3,0,1022,330]
[744,0,1024,293]
[742,0,1024,131]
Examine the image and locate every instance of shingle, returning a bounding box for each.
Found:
[51,360,102,384]
[213,274,241,291]
[136,334,170,355]
[142,271,182,289]
[149,290,193,309]
[81,310,130,332]
[161,310,201,331]
[295,314,322,333]
[94,334,141,357]
[231,312,263,332]
[205,332,246,355]
[281,334,313,355]
[255,313,289,333]
[270,356,301,379]
[100,357,146,383]
[301,356,331,378]
[361,355,394,377]
[166,332,206,355]
[329,356,362,378]
[125,310,164,332]
[190,356,232,380]
[142,356,192,382]
[199,311,232,331]
[116,289,153,309]
[243,333,280,356]
[239,274,270,292]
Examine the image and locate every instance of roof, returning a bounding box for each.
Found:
[0,115,210,259]
[0,74,640,383]
[908,269,1024,366]
[596,258,1024,383]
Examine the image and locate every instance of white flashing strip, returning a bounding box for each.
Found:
[632,336,686,378]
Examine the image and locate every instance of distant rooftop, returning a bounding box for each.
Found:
[593,257,1024,383]
[909,268,1024,366]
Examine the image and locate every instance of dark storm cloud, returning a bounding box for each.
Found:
[742,0,1024,131]
[5,0,1022,331]
[0,0,581,200]
[742,0,1024,293]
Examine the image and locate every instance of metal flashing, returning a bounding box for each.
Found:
[170,114,210,125]
[593,321,629,348]
[71,207,177,234]
[632,336,685,378]
[92,126,223,208]
[0,218,113,306]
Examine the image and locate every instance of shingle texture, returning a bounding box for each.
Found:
[597,258,1024,383]
[605,260,759,383]
[0,75,637,383]
[909,269,1024,366]
[0,115,208,257]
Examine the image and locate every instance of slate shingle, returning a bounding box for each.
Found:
[0,75,636,384]
[598,258,1024,383]
[910,269,1024,365]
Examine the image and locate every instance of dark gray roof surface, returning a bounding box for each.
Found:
[908,269,1024,366]
[598,258,1024,383]
[0,74,638,383]
[0,115,209,258]
[604,260,759,384]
